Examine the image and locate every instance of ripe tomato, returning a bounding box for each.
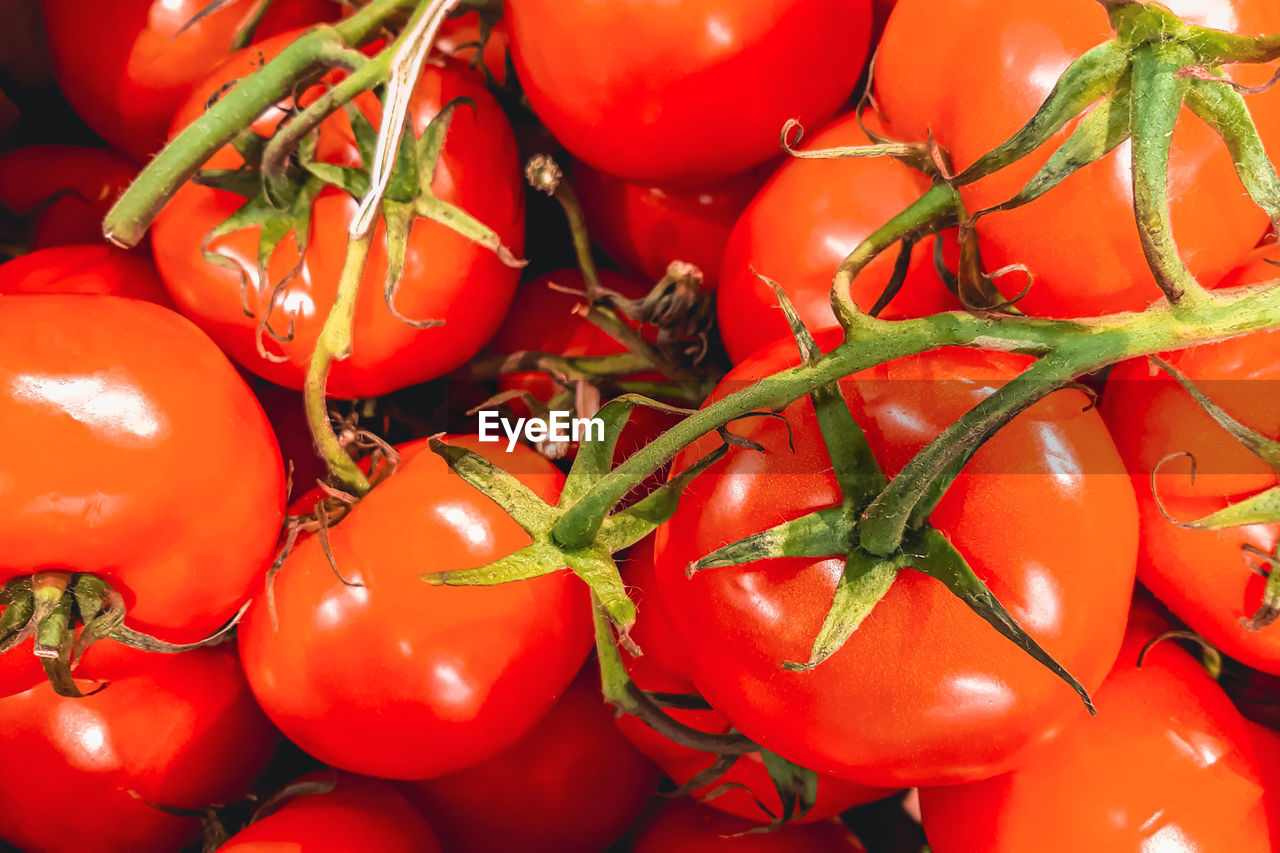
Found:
[401,669,659,851]
[717,112,959,364]
[0,244,170,305]
[652,333,1139,788]
[238,436,593,780]
[506,0,874,184]
[618,543,895,823]
[874,0,1280,316]
[573,162,769,289]
[438,12,510,85]
[0,146,137,250]
[221,772,441,853]
[152,32,525,398]
[0,648,277,853]
[918,603,1274,852]
[633,799,866,852]
[40,0,337,160]
[1103,248,1280,673]
[0,295,284,663]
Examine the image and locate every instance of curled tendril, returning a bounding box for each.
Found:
[1149,451,1201,529]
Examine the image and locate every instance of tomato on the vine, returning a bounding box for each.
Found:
[401,669,659,852]
[874,0,1280,316]
[653,333,1139,788]
[918,602,1274,852]
[221,773,441,853]
[152,32,526,398]
[506,0,874,184]
[0,648,277,853]
[40,0,337,160]
[238,436,593,780]
[717,112,959,364]
[0,146,137,250]
[633,798,866,852]
[0,244,170,305]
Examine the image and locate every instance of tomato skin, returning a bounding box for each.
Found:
[717,112,959,363]
[1102,248,1280,674]
[152,33,525,398]
[874,0,1280,317]
[618,544,895,823]
[40,0,337,160]
[238,436,594,780]
[0,146,137,249]
[653,333,1138,787]
[0,295,284,652]
[633,799,866,852]
[506,0,873,184]
[0,648,277,853]
[574,162,769,290]
[220,772,441,853]
[0,244,171,305]
[918,604,1273,852]
[401,669,659,852]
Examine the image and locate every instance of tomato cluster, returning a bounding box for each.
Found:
[0,0,1278,850]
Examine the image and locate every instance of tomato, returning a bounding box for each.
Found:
[652,333,1139,787]
[0,146,137,250]
[438,12,510,85]
[1103,248,1280,673]
[633,799,866,852]
[40,0,337,160]
[0,648,276,853]
[573,162,769,289]
[221,772,441,853]
[0,244,170,305]
[1247,721,1280,836]
[248,377,330,500]
[874,0,1280,317]
[401,668,659,852]
[506,0,874,184]
[152,32,525,398]
[918,603,1274,852]
[238,435,593,780]
[0,295,284,672]
[618,543,895,823]
[717,111,959,364]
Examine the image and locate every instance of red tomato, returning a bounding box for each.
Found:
[717,112,959,364]
[918,604,1274,852]
[0,244,170,305]
[618,543,895,823]
[0,295,284,665]
[874,0,1280,316]
[0,648,277,853]
[633,799,866,852]
[40,0,337,160]
[238,436,593,779]
[152,32,525,398]
[573,162,769,289]
[1247,721,1280,836]
[437,12,510,85]
[1102,248,1280,674]
[652,333,1139,787]
[506,0,874,184]
[221,772,441,853]
[401,669,659,851]
[0,146,137,249]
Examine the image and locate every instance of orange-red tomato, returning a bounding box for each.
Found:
[633,798,866,852]
[0,244,170,305]
[0,146,137,249]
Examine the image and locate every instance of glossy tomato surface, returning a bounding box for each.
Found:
[0,145,136,249]
[402,669,659,852]
[221,772,441,853]
[875,0,1280,316]
[633,799,866,852]
[653,333,1139,787]
[437,11,510,85]
[238,436,593,779]
[919,604,1274,852]
[717,111,958,363]
[152,33,525,398]
[0,295,284,651]
[0,648,277,853]
[506,0,873,184]
[0,244,170,305]
[41,0,337,159]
